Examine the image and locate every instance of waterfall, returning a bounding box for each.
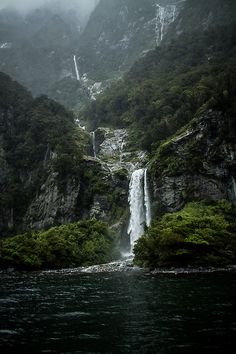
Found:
[128,169,146,249]
[144,169,152,227]
[73,55,80,81]
[128,168,152,250]
[91,131,96,158]
[43,143,50,167]
[232,176,236,201]
[156,4,165,42]
[8,208,14,229]
[119,142,125,163]
[155,3,177,45]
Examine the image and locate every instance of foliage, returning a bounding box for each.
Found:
[134,201,236,268]
[78,0,156,82]
[0,220,120,270]
[80,24,236,152]
[0,73,88,234]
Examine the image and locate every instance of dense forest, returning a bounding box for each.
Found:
[0,73,89,236]
[81,24,236,153]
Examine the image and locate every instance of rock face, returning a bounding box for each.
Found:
[150,111,236,215]
[1,1,235,243]
[0,73,135,240]
[78,0,182,81]
[0,0,182,108]
[94,127,148,174]
[166,0,236,41]
[95,128,127,163]
[23,173,80,230]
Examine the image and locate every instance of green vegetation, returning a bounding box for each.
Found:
[76,161,128,224]
[134,201,236,268]
[0,73,89,235]
[81,24,236,153]
[0,220,119,270]
[46,77,90,109]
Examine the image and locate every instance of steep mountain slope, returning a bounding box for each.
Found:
[150,110,236,214]
[82,23,236,147]
[0,0,236,268]
[0,7,82,96]
[166,0,236,40]
[81,0,236,214]
[0,0,183,108]
[78,0,183,81]
[0,72,83,235]
[0,72,130,238]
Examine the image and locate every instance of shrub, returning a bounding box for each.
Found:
[134,201,236,268]
[0,220,120,270]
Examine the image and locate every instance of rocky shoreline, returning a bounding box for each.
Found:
[2,262,236,276]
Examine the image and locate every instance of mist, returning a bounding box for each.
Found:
[0,0,99,16]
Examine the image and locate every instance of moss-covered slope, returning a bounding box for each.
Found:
[134,201,236,268]
[81,23,236,153]
[0,72,87,235]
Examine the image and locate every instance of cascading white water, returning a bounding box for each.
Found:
[232,176,236,201]
[119,142,125,163]
[73,55,80,81]
[155,3,177,45]
[128,169,146,249]
[156,4,165,42]
[128,168,152,250]
[91,131,96,158]
[144,168,152,227]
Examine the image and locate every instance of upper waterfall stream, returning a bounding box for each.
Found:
[155,3,177,44]
[73,55,80,81]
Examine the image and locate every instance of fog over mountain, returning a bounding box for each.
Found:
[0,0,99,16]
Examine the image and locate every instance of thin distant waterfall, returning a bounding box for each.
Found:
[156,4,165,42]
[232,176,236,201]
[128,168,152,250]
[119,142,125,163]
[73,55,80,81]
[91,131,96,158]
[155,3,177,45]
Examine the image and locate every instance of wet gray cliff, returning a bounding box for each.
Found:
[149,110,236,216]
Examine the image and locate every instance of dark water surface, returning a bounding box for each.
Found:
[0,268,236,353]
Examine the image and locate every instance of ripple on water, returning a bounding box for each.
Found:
[54,311,91,318]
[0,330,18,335]
[0,267,236,353]
[0,298,18,304]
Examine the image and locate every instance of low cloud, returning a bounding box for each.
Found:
[0,0,99,16]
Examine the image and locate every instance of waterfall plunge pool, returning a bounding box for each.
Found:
[0,267,236,354]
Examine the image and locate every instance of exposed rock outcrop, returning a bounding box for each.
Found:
[78,0,182,82]
[150,110,236,215]
[94,127,148,174]
[23,173,80,230]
